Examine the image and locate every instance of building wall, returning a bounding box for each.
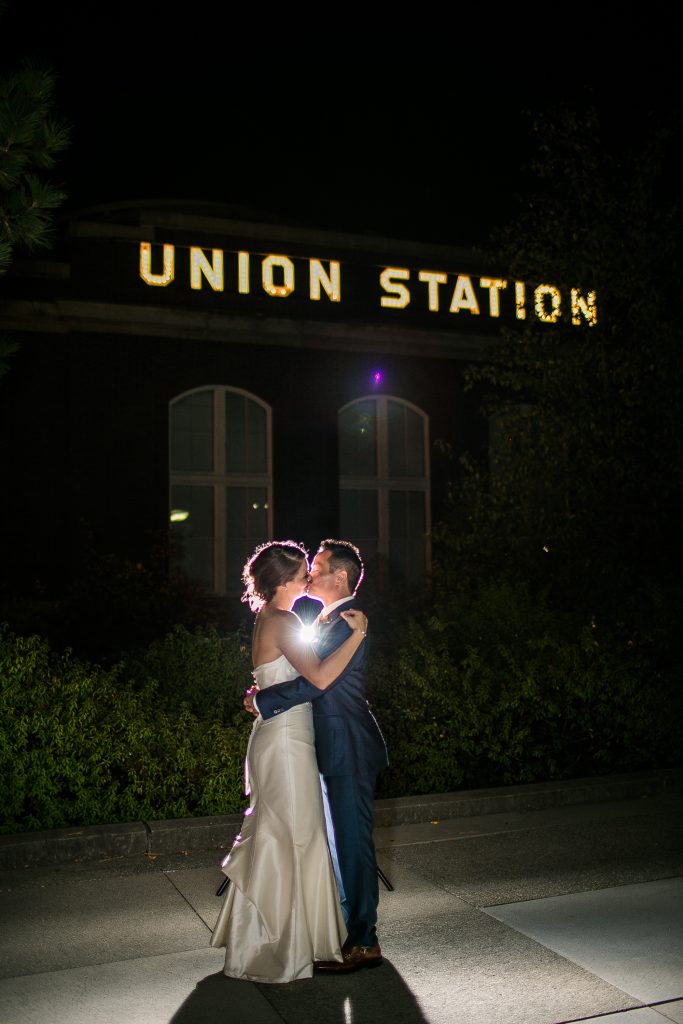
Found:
[0,202,497,598]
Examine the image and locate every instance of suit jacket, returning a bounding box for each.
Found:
[255,597,388,777]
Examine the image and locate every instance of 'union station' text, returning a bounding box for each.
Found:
[139,242,598,327]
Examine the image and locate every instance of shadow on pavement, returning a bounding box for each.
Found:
[169,961,429,1024]
[169,972,263,1023]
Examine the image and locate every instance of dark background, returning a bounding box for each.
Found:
[3,2,679,248]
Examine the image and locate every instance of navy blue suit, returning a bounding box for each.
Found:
[255,598,388,947]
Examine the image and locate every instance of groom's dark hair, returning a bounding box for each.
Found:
[318,538,364,594]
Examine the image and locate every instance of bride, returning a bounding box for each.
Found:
[210,540,369,983]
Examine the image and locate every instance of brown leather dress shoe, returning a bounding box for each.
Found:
[314,944,383,974]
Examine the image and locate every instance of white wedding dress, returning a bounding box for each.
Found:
[210,654,346,982]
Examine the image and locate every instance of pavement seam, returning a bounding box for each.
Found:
[159,866,216,934]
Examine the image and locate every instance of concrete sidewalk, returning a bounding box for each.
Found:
[1,769,682,1024]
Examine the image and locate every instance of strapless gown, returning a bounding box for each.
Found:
[210,654,346,982]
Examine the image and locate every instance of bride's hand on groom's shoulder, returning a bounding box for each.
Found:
[340,609,368,637]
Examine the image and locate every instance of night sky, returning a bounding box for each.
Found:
[3,2,680,248]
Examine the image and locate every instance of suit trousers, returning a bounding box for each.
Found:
[323,771,379,948]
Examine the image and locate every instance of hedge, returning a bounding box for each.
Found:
[1,583,680,834]
[0,625,252,833]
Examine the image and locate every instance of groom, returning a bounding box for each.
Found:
[247,538,388,972]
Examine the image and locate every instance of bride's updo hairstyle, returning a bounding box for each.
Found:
[241,540,309,612]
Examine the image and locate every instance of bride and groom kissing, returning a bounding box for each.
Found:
[210,538,388,983]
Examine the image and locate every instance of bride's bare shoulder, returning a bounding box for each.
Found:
[254,607,299,647]
[258,606,298,627]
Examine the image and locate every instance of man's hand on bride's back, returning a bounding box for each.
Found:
[340,609,368,637]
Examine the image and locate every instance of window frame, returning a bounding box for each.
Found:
[169,385,273,595]
[338,395,431,579]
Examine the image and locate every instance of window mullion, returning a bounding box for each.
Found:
[265,406,273,535]
[214,390,226,593]
[214,483,226,594]
[423,413,432,571]
[376,398,389,556]
[338,394,430,581]
[170,386,272,597]
[214,390,225,479]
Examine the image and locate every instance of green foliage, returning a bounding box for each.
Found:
[0,14,70,379]
[124,623,252,723]
[408,101,683,803]
[0,624,252,834]
[388,98,683,801]
[0,63,70,273]
[372,582,681,798]
[2,582,679,834]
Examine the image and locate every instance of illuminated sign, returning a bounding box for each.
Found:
[139,242,597,327]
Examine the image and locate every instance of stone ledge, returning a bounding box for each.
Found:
[372,768,683,827]
[0,821,148,870]
[2,768,681,869]
[146,815,242,856]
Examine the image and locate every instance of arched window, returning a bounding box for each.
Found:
[338,396,430,582]
[169,387,272,594]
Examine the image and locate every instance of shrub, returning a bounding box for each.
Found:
[122,623,252,723]
[2,578,680,834]
[371,582,680,797]
[0,625,252,834]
